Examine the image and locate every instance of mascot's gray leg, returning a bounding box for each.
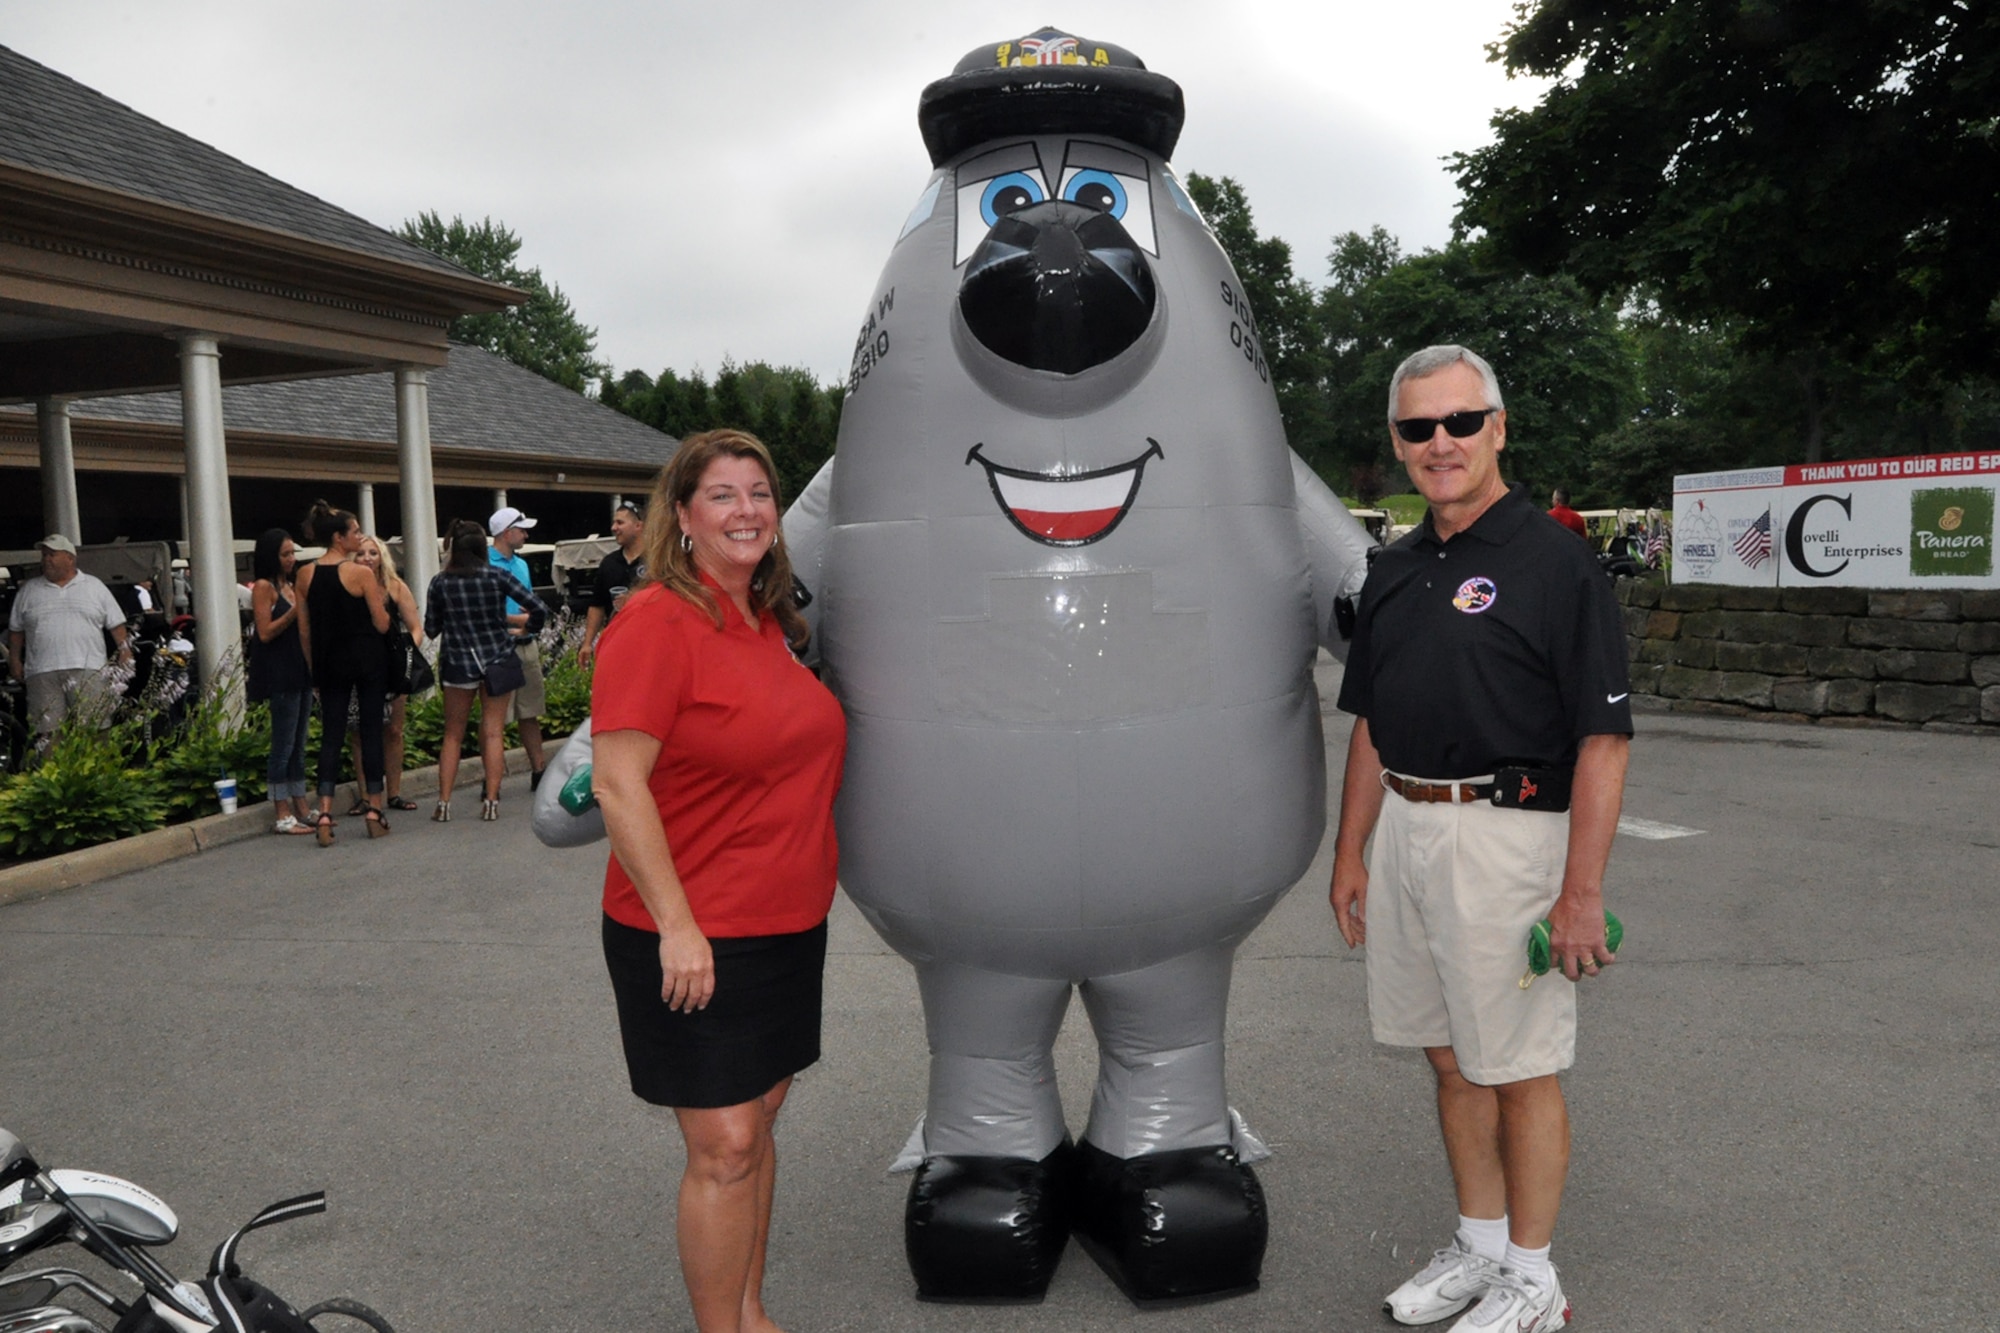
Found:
[1072,944,1268,1305]
[905,961,1075,1303]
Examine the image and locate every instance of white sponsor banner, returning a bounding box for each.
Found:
[1671,468,1781,586]
[1675,451,1999,588]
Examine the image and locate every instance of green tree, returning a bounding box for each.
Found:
[1318,234,1636,503]
[400,211,607,393]
[1452,1,2000,458]
[1183,173,1330,465]
[600,360,844,505]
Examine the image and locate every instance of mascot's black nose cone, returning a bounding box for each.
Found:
[959,200,1155,375]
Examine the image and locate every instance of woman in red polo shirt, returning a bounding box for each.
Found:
[591,429,845,1333]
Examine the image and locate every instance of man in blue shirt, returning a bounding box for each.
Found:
[488,507,549,787]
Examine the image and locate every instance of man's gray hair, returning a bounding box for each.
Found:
[1386,345,1505,425]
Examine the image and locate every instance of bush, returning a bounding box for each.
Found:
[540,610,590,739]
[150,696,272,821]
[0,727,165,856]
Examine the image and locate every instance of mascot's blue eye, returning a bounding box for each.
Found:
[1063,170,1127,218]
[980,173,1046,226]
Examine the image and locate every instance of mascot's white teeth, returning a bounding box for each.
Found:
[966,439,1164,547]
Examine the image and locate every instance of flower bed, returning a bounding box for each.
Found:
[0,610,591,861]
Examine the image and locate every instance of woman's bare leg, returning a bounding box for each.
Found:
[385,696,407,798]
[738,1079,791,1333]
[479,688,509,800]
[438,686,475,803]
[673,1078,792,1333]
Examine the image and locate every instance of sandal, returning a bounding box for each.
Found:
[314,813,335,847]
[365,808,390,838]
[273,815,314,836]
[480,797,500,822]
[387,795,419,812]
[431,801,451,823]
[346,798,370,817]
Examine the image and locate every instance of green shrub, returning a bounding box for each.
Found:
[0,728,165,856]
[150,697,272,821]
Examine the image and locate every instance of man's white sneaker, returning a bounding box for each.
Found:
[1446,1265,1569,1332]
[1383,1236,1501,1325]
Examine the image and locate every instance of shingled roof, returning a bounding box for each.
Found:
[0,42,466,280]
[46,344,675,469]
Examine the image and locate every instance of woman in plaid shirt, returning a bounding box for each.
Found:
[424,520,550,821]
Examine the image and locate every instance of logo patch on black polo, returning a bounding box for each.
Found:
[1452,576,1497,613]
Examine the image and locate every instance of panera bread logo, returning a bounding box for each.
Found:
[1910,486,1993,577]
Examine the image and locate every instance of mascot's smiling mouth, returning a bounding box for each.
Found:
[966,439,1164,547]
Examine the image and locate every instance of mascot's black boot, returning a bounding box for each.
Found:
[1071,1139,1268,1306]
[905,1141,1075,1303]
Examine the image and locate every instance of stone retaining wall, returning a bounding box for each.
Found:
[1616,581,2000,731]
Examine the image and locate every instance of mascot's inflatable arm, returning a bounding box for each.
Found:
[784,457,837,655]
[1288,452,1374,657]
[782,454,1373,657]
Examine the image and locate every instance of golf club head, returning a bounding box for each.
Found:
[46,1171,177,1247]
[0,1199,70,1269]
[0,1133,34,1190]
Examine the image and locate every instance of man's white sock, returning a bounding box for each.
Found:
[1504,1239,1554,1289]
[1458,1213,1509,1263]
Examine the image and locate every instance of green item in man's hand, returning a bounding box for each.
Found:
[1520,911,1624,987]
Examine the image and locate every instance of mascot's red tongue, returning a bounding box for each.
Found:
[967,440,1164,548]
[994,471,1132,542]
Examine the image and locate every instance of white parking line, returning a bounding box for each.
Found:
[1618,816,1705,840]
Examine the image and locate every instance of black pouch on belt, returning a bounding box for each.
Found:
[1490,764,1573,812]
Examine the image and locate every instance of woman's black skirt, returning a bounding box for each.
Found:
[601,915,826,1109]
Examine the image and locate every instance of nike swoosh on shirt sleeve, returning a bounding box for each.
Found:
[1607,692,1628,703]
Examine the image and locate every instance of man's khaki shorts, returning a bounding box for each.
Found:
[26,667,112,737]
[508,640,545,722]
[1364,781,1575,1085]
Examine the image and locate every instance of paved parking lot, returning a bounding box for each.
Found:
[3,659,1994,1330]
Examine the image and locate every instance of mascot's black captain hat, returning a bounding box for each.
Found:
[918,27,1186,167]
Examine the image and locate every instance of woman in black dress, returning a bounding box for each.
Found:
[296,501,391,845]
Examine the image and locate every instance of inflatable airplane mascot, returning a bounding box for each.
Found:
[779,27,1378,1306]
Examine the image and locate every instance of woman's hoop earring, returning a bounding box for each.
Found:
[680,533,692,553]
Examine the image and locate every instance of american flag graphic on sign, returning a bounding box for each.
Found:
[1732,508,1772,568]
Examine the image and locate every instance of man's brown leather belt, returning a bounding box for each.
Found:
[1382,773,1497,804]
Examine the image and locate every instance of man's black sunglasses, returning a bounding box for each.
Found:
[1394,408,1496,444]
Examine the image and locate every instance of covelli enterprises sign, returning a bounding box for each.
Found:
[1673,450,1999,588]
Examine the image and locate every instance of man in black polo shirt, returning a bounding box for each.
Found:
[1330,345,1631,1333]
[577,501,646,669]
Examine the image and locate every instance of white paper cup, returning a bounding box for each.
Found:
[214,777,238,815]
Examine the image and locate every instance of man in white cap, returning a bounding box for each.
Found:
[488,507,549,786]
[7,534,131,740]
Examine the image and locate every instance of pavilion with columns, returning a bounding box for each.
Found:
[0,43,668,704]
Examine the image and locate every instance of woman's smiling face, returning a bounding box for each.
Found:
[676,454,778,585]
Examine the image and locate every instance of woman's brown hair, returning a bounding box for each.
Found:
[641,429,807,652]
[443,519,489,575]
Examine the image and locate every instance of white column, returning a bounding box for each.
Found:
[177,334,242,723]
[35,399,82,543]
[395,367,440,595]
[491,487,507,515]
[611,494,622,526]
[356,482,377,536]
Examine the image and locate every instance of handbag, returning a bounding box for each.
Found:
[399,629,437,695]
[482,642,528,695]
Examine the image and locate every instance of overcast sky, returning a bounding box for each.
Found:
[4,0,1549,387]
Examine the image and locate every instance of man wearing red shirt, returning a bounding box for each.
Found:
[1547,489,1588,539]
